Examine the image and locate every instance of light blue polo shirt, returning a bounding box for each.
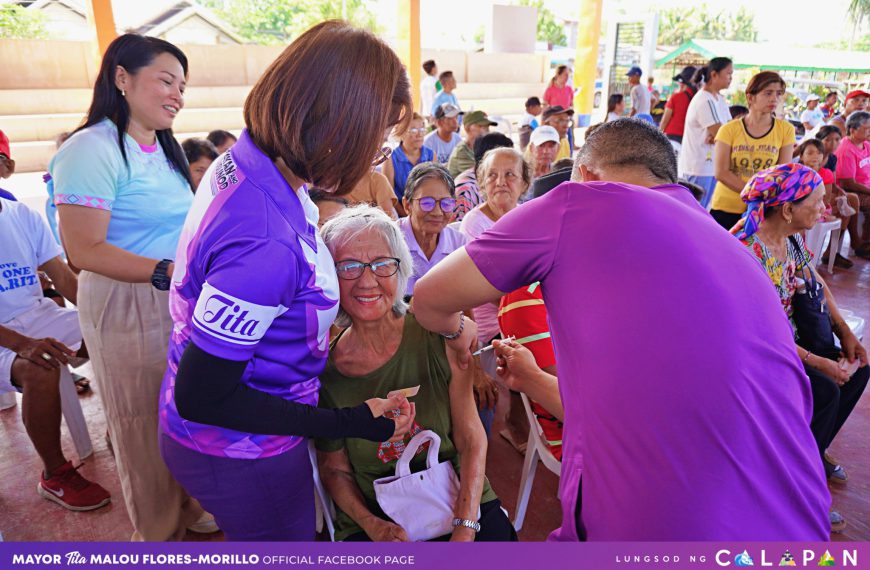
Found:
[49,119,192,260]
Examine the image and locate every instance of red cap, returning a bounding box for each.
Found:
[845,89,870,102]
[0,130,9,159]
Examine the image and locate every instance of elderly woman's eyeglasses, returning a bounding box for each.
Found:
[371,146,393,168]
[411,196,457,213]
[335,257,401,280]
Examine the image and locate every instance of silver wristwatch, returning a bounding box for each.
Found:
[452,517,481,532]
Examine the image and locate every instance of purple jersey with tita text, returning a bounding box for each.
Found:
[159,130,339,459]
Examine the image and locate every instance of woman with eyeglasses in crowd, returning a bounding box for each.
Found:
[382,112,434,216]
[156,21,414,541]
[397,163,466,298]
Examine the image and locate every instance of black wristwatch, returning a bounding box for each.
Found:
[151,259,172,291]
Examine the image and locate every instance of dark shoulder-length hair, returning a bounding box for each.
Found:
[77,34,191,188]
[244,20,413,196]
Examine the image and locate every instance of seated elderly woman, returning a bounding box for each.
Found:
[398,163,466,298]
[315,205,516,542]
[732,163,869,533]
[460,147,532,346]
[453,133,514,222]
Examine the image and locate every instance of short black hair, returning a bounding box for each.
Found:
[729,105,749,119]
[575,118,677,184]
[423,59,437,74]
[206,129,236,148]
[798,138,824,157]
[473,132,513,165]
[182,137,218,164]
[525,96,541,109]
[438,71,454,84]
[552,158,574,170]
[816,125,841,141]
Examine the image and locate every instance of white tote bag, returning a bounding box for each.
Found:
[373,430,467,541]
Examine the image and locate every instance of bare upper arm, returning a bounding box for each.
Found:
[713,141,732,176]
[317,447,354,477]
[56,205,111,263]
[777,144,795,166]
[414,248,505,316]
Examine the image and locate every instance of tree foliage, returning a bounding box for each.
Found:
[199,0,380,45]
[518,0,567,47]
[0,4,48,40]
[658,5,757,46]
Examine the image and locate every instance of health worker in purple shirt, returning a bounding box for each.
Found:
[413,120,830,541]
[158,22,414,541]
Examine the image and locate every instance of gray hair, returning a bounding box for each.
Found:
[320,204,413,328]
[845,111,869,135]
[476,147,532,198]
[573,118,678,184]
[403,162,455,201]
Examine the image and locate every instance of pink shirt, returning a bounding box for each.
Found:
[834,137,870,186]
[459,206,500,343]
[465,181,829,541]
[544,84,574,110]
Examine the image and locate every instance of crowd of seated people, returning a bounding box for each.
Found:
[3,22,870,546]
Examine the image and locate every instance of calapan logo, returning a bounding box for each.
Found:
[192,282,287,345]
[716,549,857,567]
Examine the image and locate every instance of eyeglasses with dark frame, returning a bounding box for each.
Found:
[410,196,457,213]
[335,257,401,280]
[371,146,393,168]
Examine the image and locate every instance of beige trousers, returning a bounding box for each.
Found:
[78,271,202,541]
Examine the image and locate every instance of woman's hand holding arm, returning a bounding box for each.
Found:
[445,346,487,542]
[57,205,165,283]
[317,449,409,542]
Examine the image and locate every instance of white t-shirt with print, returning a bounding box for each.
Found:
[0,198,62,322]
[679,90,732,177]
[800,108,824,130]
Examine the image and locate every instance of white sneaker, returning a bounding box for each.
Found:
[187,512,220,534]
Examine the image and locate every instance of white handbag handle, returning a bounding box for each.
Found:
[394,430,441,477]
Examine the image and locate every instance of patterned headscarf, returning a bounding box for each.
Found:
[730,163,823,240]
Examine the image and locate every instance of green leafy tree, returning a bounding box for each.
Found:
[846,0,869,49]
[199,0,380,45]
[658,4,757,46]
[518,0,567,47]
[0,4,48,39]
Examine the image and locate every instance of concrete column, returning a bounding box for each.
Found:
[573,0,603,127]
[396,0,421,115]
[85,0,117,57]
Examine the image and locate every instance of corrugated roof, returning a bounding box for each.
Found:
[656,39,870,74]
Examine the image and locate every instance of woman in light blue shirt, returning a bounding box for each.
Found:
[50,34,204,541]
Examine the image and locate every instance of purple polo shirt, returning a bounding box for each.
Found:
[398,217,467,295]
[159,130,339,459]
[465,181,829,541]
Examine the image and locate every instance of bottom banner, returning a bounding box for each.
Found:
[0,542,864,570]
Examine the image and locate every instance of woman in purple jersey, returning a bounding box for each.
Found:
[158,22,415,541]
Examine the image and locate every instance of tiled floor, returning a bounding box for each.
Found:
[1,255,867,542]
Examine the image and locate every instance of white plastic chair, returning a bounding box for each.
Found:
[804,220,841,271]
[309,440,336,541]
[512,393,561,533]
[59,367,93,460]
[839,309,865,341]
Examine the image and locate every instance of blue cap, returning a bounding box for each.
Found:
[626,66,643,77]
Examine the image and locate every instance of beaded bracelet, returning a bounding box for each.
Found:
[440,312,464,340]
